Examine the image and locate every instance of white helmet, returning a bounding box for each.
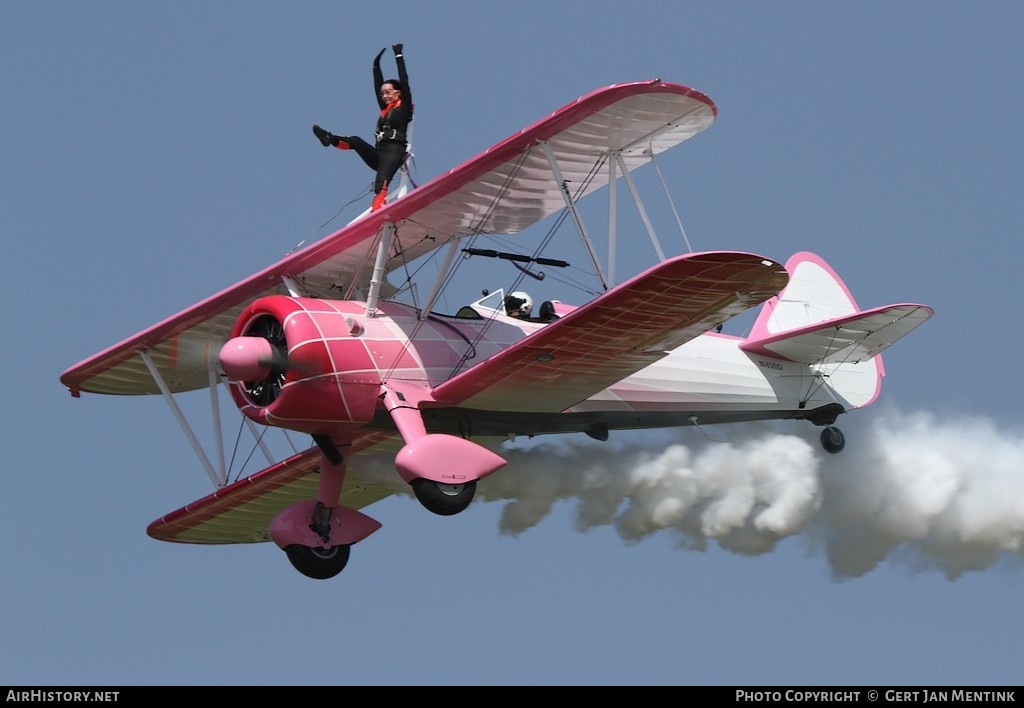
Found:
[507,291,533,315]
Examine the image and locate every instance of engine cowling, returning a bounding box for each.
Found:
[219,296,380,434]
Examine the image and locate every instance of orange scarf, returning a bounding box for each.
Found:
[381,99,402,118]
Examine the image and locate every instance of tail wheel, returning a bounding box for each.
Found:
[412,478,477,516]
[820,426,846,454]
[284,544,351,580]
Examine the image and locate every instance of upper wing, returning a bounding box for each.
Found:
[147,430,402,544]
[430,252,788,412]
[739,303,934,365]
[60,80,717,398]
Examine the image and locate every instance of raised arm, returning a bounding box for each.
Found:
[393,43,412,116]
[373,47,386,108]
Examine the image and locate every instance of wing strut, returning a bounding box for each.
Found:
[139,350,226,488]
[607,154,618,286]
[614,152,666,264]
[650,151,694,253]
[206,361,228,484]
[365,223,396,317]
[418,239,461,321]
[142,352,301,489]
[539,140,609,292]
[282,276,303,297]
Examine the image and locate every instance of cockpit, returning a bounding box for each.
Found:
[454,289,568,323]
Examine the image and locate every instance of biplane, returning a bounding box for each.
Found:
[60,79,933,580]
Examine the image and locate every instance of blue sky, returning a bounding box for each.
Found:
[4,1,1024,686]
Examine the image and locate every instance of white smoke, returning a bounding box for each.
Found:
[475,406,1024,581]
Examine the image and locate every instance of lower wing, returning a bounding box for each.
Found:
[147,430,401,544]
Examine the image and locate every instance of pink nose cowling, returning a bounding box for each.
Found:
[219,336,274,382]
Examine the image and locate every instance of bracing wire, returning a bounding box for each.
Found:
[288,185,373,255]
[649,150,694,253]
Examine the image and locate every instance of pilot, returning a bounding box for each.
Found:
[312,44,413,212]
[505,291,533,319]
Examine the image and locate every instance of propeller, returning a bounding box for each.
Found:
[219,315,288,406]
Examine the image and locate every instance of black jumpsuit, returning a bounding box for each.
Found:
[319,47,413,205]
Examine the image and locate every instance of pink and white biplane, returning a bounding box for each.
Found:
[60,80,933,579]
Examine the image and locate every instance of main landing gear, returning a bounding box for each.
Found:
[412,478,478,516]
[284,543,351,580]
[269,453,383,581]
[384,385,506,518]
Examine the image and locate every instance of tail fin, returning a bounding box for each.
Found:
[747,251,860,340]
[740,251,933,408]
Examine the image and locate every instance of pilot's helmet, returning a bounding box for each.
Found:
[506,291,533,317]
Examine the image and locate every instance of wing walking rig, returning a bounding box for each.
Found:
[60,80,933,579]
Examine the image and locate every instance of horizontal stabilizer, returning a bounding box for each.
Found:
[740,303,934,365]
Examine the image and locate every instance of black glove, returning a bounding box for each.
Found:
[392,43,403,55]
[374,47,386,65]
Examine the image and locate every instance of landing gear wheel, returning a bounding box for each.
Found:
[284,543,351,579]
[412,478,477,516]
[820,426,846,454]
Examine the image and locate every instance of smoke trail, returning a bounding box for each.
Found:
[475,406,1024,580]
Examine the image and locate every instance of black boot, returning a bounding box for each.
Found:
[312,124,335,147]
